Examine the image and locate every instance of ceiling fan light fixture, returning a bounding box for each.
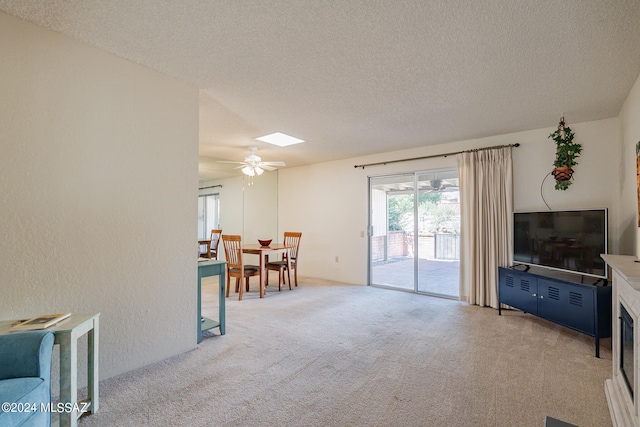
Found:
[220,147,286,178]
[255,132,304,147]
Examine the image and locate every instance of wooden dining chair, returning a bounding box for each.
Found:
[221,234,260,300]
[266,232,302,290]
[200,229,222,259]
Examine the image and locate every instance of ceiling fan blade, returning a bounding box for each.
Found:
[260,161,286,167]
[214,148,285,175]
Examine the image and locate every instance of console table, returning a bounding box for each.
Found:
[0,313,100,427]
[498,266,611,357]
[197,259,226,343]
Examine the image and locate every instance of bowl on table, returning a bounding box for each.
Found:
[258,239,272,247]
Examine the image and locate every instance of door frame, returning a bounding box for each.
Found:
[368,168,460,298]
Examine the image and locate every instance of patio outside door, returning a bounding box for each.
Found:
[370,174,416,291]
[369,169,460,298]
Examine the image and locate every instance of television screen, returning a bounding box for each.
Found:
[513,209,608,279]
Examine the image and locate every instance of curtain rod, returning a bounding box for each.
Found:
[353,143,520,169]
[198,184,223,190]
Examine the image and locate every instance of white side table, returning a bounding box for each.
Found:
[0,313,100,427]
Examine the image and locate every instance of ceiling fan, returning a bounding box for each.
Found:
[220,147,286,176]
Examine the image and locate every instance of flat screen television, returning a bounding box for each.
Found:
[513,208,608,280]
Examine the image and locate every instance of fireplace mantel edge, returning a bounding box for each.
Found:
[602,254,640,288]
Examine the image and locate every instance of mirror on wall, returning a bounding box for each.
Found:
[242,171,279,244]
[198,170,278,248]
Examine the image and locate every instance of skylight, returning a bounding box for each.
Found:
[255,132,304,147]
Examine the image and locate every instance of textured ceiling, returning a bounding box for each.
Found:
[2,0,640,181]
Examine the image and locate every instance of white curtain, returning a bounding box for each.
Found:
[457,146,513,308]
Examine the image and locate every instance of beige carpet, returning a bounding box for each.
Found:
[79,276,612,427]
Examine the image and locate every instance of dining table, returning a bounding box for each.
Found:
[242,243,291,298]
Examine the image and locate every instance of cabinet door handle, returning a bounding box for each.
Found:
[539,295,544,299]
[532,293,537,297]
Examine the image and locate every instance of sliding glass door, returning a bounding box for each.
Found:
[369,174,416,291]
[369,169,460,298]
[415,170,460,296]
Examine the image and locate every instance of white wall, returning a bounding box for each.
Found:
[618,71,640,256]
[279,118,624,285]
[0,12,199,380]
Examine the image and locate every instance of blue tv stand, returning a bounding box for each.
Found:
[498,266,611,357]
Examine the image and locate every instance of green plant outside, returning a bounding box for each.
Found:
[387,192,459,234]
[388,194,413,231]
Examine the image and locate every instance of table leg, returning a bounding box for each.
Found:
[219,270,226,334]
[259,252,266,298]
[197,273,203,344]
[88,317,99,413]
[59,332,78,427]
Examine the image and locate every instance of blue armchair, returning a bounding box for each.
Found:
[0,331,55,427]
